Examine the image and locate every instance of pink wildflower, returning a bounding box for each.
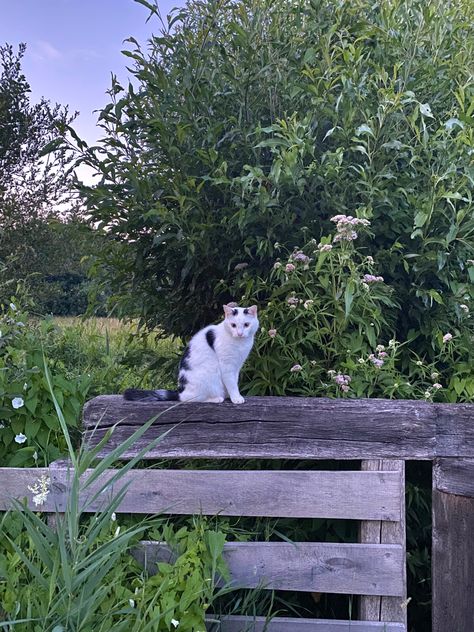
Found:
[268,329,277,338]
[363,274,384,283]
[319,244,333,252]
[442,333,453,343]
[290,364,303,373]
[291,251,311,264]
[285,263,296,273]
[330,214,370,242]
[287,296,299,305]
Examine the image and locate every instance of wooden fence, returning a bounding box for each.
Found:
[1,395,473,631]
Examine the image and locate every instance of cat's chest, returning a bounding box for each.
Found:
[214,336,252,364]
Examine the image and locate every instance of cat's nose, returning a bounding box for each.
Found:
[237,331,244,337]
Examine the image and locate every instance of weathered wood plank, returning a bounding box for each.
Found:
[0,467,52,511]
[359,461,407,626]
[432,463,474,631]
[133,541,405,596]
[205,615,405,631]
[43,467,402,520]
[82,395,474,460]
[433,457,474,498]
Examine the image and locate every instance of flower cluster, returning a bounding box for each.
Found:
[363,274,384,283]
[28,474,50,507]
[368,344,388,368]
[328,370,351,392]
[330,214,370,242]
[442,332,453,343]
[290,364,302,373]
[290,250,311,265]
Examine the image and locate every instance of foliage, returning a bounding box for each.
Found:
[0,390,229,632]
[0,44,101,316]
[47,317,180,397]
[243,216,474,404]
[0,301,90,467]
[66,0,474,344]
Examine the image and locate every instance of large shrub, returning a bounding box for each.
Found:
[71,0,474,346]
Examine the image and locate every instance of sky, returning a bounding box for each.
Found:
[0,0,185,146]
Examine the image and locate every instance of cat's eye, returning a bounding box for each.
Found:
[244,323,250,327]
[231,323,237,328]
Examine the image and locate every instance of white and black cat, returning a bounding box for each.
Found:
[123,304,259,404]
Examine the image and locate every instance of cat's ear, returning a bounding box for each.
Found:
[223,304,234,318]
[248,305,258,317]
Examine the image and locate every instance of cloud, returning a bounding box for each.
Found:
[31,40,63,62]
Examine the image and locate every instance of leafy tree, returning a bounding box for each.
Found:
[0,43,104,314]
[71,0,473,349]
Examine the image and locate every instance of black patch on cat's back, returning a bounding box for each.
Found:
[178,374,187,393]
[179,345,191,371]
[206,328,216,350]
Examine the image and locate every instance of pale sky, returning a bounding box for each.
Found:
[1,0,185,145]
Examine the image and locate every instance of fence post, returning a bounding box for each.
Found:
[432,458,474,631]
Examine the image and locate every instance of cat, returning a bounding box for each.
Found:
[123,304,259,404]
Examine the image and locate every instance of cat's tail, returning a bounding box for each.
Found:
[123,388,180,402]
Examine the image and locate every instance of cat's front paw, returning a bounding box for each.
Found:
[231,395,245,404]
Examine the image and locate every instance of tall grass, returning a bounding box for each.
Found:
[0,361,230,631]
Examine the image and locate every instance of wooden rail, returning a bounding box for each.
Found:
[1,396,474,630]
[82,395,474,459]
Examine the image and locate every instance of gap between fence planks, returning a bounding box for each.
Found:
[132,541,405,596]
[204,615,406,631]
[82,395,474,460]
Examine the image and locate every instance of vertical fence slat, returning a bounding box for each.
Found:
[359,460,406,626]
[432,458,474,631]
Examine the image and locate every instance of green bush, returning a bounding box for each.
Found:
[70,0,474,348]
[242,215,474,402]
[0,301,90,467]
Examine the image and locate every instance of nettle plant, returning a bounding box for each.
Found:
[0,301,90,466]
[241,216,474,402]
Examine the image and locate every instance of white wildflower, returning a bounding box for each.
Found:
[460,304,469,313]
[12,397,24,409]
[111,512,117,522]
[23,383,28,391]
[129,599,135,608]
[433,383,443,390]
[114,526,121,538]
[171,619,180,629]
[15,433,27,444]
[28,474,50,506]
[9,302,17,311]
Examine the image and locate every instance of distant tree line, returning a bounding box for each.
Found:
[0,43,105,315]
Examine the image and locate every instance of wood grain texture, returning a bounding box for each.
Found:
[82,395,474,460]
[133,541,405,596]
[432,481,474,630]
[433,457,474,498]
[0,467,52,511]
[359,461,407,626]
[44,467,402,519]
[205,615,405,631]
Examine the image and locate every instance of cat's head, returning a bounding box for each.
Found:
[223,304,259,338]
